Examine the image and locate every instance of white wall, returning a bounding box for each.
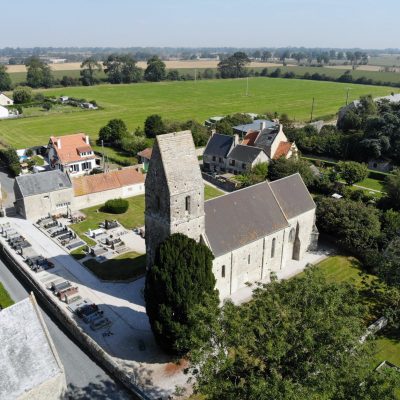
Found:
[72,183,144,210]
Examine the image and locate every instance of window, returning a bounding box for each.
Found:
[242,163,246,169]
[248,254,250,264]
[82,161,91,170]
[219,157,222,163]
[271,238,276,258]
[289,228,295,243]
[230,159,235,166]
[221,265,225,278]
[185,196,191,214]
[212,156,216,161]
[70,164,79,172]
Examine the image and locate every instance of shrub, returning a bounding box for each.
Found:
[103,198,129,214]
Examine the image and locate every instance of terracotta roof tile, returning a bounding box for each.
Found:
[273,141,293,159]
[50,133,95,164]
[72,167,145,197]
[241,130,259,146]
[137,148,152,160]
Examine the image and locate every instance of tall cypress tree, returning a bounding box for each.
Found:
[144,233,218,354]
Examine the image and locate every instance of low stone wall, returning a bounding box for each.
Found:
[202,172,236,192]
[0,243,151,400]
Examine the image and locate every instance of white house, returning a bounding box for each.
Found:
[0,105,9,119]
[47,133,97,176]
[0,93,13,106]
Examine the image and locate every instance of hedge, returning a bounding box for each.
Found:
[103,198,129,214]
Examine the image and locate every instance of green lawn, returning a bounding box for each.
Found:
[83,251,145,281]
[70,195,145,240]
[355,177,385,192]
[204,184,224,200]
[0,78,395,149]
[312,256,400,376]
[0,282,14,309]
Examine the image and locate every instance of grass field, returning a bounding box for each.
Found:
[83,251,145,281]
[204,184,224,200]
[0,282,14,309]
[312,256,400,374]
[0,78,395,149]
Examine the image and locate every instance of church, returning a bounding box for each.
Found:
[145,131,318,300]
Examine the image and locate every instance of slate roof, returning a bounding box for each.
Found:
[204,173,315,256]
[254,127,279,150]
[233,119,277,134]
[269,173,316,220]
[228,145,266,164]
[204,134,234,158]
[72,167,145,196]
[0,295,63,400]
[16,170,72,197]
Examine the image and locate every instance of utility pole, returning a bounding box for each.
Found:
[195,68,197,82]
[345,87,351,105]
[101,140,105,171]
[310,97,315,122]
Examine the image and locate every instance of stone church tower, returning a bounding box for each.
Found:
[145,131,205,268]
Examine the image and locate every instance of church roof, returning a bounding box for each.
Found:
[204,173,315,256]
[269,173,315,220]
[156,130,203,196]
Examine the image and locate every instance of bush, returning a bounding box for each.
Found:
[103,198,129,214]
[13,86,32,104]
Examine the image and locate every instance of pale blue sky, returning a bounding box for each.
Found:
[1,0,398,49]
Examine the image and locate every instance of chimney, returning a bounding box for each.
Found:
[233,134,239,146]
[57,138,61,149]
[259,121,266,131]
[85,135,90,145]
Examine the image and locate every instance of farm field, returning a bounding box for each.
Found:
[0,78,395,149]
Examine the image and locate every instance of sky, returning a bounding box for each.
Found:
[1,0,399,49]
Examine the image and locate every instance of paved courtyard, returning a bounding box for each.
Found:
[1,217,187,399]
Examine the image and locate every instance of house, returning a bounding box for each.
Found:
[0,294,66,400]
[368,158,393,173]
[47,133,97,176]
[14,170,73,220]
[226,144,269,174]
[0,105,9,119]
[14,167,145,220]
[203,133,238,172]
[137,147,153,172]
[0,92,13,106]
[72,167,145,209]
[232,119,277,138]
[145,131,318,300]
[204,116,224,127]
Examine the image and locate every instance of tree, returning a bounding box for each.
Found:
[261,51,272,62]
[0,64,11,91]
[80,57,102,86]
[181,120,210,147]
[384,170,400,209]
[25,56,53,88]
[166,69,180,81]
[268,157,315,187]
[236,162,268,187]
[217,52,250,78]
[337,161,368,185]
[98,119,129,146]
[144,233,217,354]
[144,56,166,82]
[0,147,21,176]
[103,54,142,84]
[12,86,32,104]
[187,267,399,399]
[215,113,253,136]
[316,197,381,255]
[144,114,166,138]
[339,109,362,132]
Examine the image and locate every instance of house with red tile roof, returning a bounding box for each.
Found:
[47,133,98,176]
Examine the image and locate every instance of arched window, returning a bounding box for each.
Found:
[271,238,276,258]
[289,228,295,243]
[221,265,225,278]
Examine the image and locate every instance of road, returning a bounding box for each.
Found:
[0,257,133,400]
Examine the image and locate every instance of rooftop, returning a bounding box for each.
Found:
[273,141,293,159]
[204,173,315,257]
[49,133,95,164]
[16,170,72,197]
[0,295,63,400]
[233,119,277,134]
[228,144,266,164]
[137,147,153,160]
[72,167,145,196]
[204,133,234,158]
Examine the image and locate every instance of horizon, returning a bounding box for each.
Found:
[1,0,399,49]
